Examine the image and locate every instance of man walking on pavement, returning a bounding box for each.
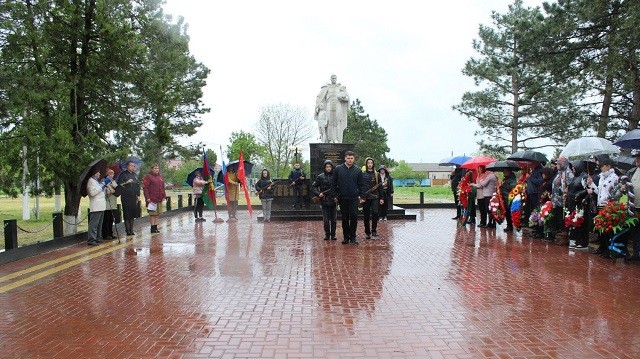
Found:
[332,151,364,245]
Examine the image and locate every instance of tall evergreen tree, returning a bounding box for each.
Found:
[454,0,586,155]
[343,99,395,167]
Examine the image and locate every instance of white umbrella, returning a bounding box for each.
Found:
[559,137,619,158]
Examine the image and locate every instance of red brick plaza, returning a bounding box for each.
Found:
[1,209,639,358]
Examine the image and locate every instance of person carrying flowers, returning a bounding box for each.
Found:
[588,157,619,255]
[566,161,588,249]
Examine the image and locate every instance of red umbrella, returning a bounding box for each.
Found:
[460,156,497,170]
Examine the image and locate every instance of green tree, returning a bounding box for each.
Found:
[134,10,210,167]
[453,0,587,155]
[0,0,208,232]
[543,0,640,138]
[391,161,415,180]
[227,130,265,163]
[343,99,396,167]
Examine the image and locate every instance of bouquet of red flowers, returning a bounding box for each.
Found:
[489,190,505,224]
[457,173,471,209]
[564,209,584,229]
[593,201,638,234]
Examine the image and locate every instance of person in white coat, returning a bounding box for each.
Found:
[87,169,106,246]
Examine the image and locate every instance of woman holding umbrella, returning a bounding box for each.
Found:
[472,165,498,228]
[117,161,140,236]
[192,170,207,222]
[87,168,106,246]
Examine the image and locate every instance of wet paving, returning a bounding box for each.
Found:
[1,209,639,358]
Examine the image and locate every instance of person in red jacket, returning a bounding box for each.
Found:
[143,164,166,233]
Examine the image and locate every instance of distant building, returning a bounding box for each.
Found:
[167,159,183,169]
[391,163,453,187]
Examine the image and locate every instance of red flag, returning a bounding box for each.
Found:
[201,150,216,208]
[237,151,253,217]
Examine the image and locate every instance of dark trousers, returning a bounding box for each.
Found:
[194,196,204,218]
[524,193,539,225]
[101,209,115,238]
[551,206,564,233]
[321,204,337,237]
[338,198,359,240]
[292,186,303,208]
[504,198,513,229]
[362,197,379,235]
[452,190,461,218]
[477,197,488,225]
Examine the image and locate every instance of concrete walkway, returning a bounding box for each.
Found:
[0,209,639,358]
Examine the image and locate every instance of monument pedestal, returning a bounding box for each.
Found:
[309,143,355,179]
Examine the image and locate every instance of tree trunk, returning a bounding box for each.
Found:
[629,62,640,130]
[63,180,81,235]
[511,71,519,153]
[597,73,613,137]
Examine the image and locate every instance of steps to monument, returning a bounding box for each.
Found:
[257,205,416,222]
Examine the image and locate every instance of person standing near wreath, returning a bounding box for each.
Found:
[142,164,166,234]
[117,161,140,236]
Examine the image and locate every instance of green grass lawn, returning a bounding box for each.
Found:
[0,186,452,249]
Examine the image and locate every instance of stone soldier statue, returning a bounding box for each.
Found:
[315,74,350,143]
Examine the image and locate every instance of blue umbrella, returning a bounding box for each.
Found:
[441,155,471,166]
[186,166,214,187]
[613,129,640,149]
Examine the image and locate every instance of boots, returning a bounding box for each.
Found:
[151,225,160,233]
[323,221,330,240]
[330,221,337,240]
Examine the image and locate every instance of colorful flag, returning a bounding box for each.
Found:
[237,150,253,217]
[201,149,216,209]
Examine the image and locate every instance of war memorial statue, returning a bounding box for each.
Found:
[315,74,350,143]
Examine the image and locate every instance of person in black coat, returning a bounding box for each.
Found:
[312,160,337,240]
[117,161,140,236]
[567,161,588,249]
[450,166,465,219]
[331,151,364,245]
[378,165,393,220]
[288,163,306,209]
[361,157,382,239]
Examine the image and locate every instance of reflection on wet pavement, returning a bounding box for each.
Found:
[0,209,639,358]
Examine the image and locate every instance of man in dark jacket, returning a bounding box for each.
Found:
[332,151,364,245]
[288,163,306,209]
[450,166,464,219]
[500,169,517,232]
[361,157,382,239]
[312,160,337,240]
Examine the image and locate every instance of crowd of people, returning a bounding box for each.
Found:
[85,161,166,246]
[450,153,640,261]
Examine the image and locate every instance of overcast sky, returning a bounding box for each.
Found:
[162,0,545,164]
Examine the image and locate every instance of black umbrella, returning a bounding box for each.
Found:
[186,166,214,186]
[486,160,522,171]
[507,150,548,164]
[613,129,640,149]
[78,158,107,197]
[227,160,254,174]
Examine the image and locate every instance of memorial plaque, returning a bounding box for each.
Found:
[309,143,355,179]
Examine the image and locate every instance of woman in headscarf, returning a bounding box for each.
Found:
[255,169,275,223]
